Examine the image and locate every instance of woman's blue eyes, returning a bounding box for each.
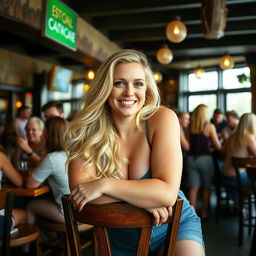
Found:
[113,81,144,87]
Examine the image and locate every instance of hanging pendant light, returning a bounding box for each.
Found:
[219,54,234,69]
[153,72,163,83]
[194,67,205,79]
[156,46,173,64]
[85,69,95,81]
[166,16,187,43]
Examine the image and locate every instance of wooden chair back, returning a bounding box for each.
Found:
[0,190,15,256]
[232,157,256,245]
[0,189,41,256]
[232,157,256,196]
[62,196,183,256]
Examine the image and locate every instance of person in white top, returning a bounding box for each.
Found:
[13,106,31,138]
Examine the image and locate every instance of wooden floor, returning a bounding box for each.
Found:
[203,193,252,256]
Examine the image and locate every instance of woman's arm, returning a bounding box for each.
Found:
[247,134,256,156]
[180,128,190,151]
[70,108,182,211]
[0,152,23,187]
[208,123,222,150]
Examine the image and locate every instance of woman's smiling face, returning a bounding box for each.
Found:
[108,62,147,119]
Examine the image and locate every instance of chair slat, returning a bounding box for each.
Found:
[62,195,183,256]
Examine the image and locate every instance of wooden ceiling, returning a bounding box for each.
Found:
[1,0,256,75]
[64,0,256,73]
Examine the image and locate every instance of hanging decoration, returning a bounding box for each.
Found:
[201,0,228,39]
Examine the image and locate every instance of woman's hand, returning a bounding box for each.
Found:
[69,179,105,211]
[145,206,172,226]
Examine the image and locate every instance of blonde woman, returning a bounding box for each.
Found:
[66,50,205,255]
[187,104,221,220]
[223,113,256,199]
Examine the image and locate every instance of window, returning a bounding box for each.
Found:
[188,94,216,114]
[181,66,251,116]
[188,71,218,92]
[226,92,251,117]
[223,67,250,89]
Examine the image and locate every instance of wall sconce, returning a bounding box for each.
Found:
[166,17,187,43]
[153,72,163,83]
[194,67,205,79]
[85,69,95,80]
[156,46,173,65]
[219,54,234,69]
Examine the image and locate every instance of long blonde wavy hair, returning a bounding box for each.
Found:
[190,104,209,134]
[65,49,160,179]
[228,113,256,149]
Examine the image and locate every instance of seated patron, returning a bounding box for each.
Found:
[15,117,45,170]
[0,150,26,227]
[25,116,69,224]
[222,113,256,200]
[66,50,205,255]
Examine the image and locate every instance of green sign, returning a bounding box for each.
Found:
[44,0,77,50]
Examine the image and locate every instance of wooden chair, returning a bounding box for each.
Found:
[36,216,93,256]
[231,157,256,246]
[62,195,183,256]
[0,190,40,256]
[212,150,230,221]
[250,226,256,256]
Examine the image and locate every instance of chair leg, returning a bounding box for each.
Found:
[238,208,243,246]
[66,233,71,256]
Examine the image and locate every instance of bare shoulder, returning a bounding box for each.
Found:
[148,107,179,132]
[150,107,177,123]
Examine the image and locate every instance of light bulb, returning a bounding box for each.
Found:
[156,47,173,64]
[219,55,235,69]
[153,72,163,83]
[194,68,205,79]
[166,18,187,43]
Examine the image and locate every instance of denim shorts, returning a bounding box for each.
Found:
[107,190,204,255]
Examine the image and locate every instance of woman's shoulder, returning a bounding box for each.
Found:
[149,107,177,122]
[148,107,179,131]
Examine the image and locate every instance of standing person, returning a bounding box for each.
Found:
[25,116,69,224]
[41,100,65,120]
[221,110,239,142]
[66,50,205,255]
[187,104,222,220]
[177,111,190,194]
[211,108,227,139]
[178,111,190,152]
[222,113,256,201]
[13,105,31,138]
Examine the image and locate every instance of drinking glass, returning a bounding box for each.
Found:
[17,160,29,178]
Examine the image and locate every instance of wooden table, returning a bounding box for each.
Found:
[1,186,50,197]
